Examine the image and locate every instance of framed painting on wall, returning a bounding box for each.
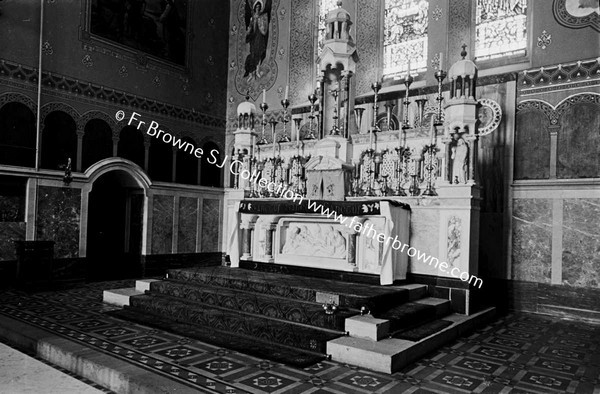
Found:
[81,0,190,70]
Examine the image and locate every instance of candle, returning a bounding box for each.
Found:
[407,61,411,77]
[369,128,373,149]
[272,128,276,159]
[262,89,266,103]
[429,120,435,145]
[439,52,444,71]
[284,85,289,100]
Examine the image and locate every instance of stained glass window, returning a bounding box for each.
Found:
[383,0,429,78]
[475,0,528,61]
[318,0,340,54]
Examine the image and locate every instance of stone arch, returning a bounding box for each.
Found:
[40,102,81,127]
[85,157,152,192]
[78,110,118,136]
[0,92,37,113]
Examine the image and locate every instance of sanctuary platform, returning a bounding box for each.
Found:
[103,265,495,373]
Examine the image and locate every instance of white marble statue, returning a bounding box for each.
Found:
[451,137,468,184]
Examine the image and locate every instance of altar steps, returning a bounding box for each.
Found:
[103,266,479,371]
[146,279,355,331]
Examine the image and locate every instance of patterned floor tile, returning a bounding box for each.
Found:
[238,372,297,393]
[1,282,600,393]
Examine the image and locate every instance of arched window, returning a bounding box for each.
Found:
[117,125,145,168]
[82,119,113,171]
[200,141,222,187]
[175,137,198,185]
[41,111,78,171]
[475,0,527,61]
[317,0,340,54]
[383,0,429,78]
[149,137,173,182]
[0,102,36,168]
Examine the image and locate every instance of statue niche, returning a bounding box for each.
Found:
[450,133,469,184]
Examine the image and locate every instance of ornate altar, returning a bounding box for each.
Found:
[233,199,410,285]
[224,2,500,295]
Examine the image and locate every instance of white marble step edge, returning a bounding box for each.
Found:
[327,307,496,374]
[345,297,451,341]
[102,279,162,307]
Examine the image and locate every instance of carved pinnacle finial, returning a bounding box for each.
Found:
[461,44,468,59]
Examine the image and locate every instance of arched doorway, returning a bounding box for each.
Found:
[87,169,144,280]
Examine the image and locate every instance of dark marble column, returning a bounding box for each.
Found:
[76,130,84,172]
[347,233,357,266]
[241,228,251,259]
[265,228,274,259]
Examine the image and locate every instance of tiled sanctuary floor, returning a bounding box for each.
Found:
[0,280,598,394]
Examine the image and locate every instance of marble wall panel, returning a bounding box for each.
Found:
[36,186,81,259]
[201,199,220,253]
[409,209,440,276]
[0,222,26,260]
[511,199,552,283]
[562,199,600,288]
[178,197,198,253]
[151,195,174,254]
[0,194,24,222]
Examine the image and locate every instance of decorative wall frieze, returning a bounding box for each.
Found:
[518,58,600,94]
[516,93,600,127]
[0,58,225,128]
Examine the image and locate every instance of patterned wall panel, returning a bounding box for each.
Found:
[514,109,551,180]
[36,186,81,259]
[178,197,198,253]
[557,100,600,179]
[355,1,380,96]
[201,199,221,252]
[448,0,472,65]
[290,0,316,103]
[152,195,174,254]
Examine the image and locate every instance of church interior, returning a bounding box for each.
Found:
[0,0,599,393]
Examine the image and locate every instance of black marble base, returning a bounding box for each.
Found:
[239,260,401,286]
[482,278,600,324]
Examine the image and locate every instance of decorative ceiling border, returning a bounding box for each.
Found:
[0,58,226,129]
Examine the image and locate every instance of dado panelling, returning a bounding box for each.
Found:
[511,198,552,283]
[152,195,174,255]
[562,199,600,288]
[36,186,81,259]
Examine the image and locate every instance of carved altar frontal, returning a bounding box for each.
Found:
[237,200,410,283]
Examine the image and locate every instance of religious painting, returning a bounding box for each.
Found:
[553,0,600,31]
[234,0,280,100]
[89,0,188,65]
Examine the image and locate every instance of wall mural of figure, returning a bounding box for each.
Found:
[234,0,279,100]
[244,0,272,81]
